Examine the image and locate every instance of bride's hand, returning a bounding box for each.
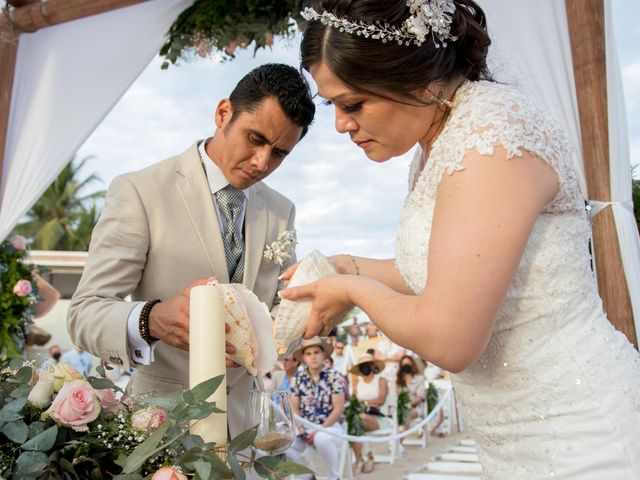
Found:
[279,274,355,337]
[278,262,299,281]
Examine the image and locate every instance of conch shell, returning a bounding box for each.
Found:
[273,250,337,354]
[218,283,277,376]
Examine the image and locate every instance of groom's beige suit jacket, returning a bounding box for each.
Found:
[68,142,295,437]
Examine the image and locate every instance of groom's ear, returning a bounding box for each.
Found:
[215,99,234,129]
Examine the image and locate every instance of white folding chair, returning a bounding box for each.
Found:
[366,394,403,464]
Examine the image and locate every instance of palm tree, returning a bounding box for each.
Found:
[15,156,105,250]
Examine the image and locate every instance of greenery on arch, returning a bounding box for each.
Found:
[160,0,305,69]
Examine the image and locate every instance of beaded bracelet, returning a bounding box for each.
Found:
[139,299,161,343]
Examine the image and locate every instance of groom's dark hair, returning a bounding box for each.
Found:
[228,63,315,139]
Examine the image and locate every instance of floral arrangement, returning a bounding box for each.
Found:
[0,360,311,479]
[160,0,305,68]
[344,395,365,438]
[396,389,410,426]
[0,235,36,360]
[426,382,439,414]
[263,231,297,266]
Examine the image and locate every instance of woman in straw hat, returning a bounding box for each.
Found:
[288,337,346,480]
[350,352,391,473]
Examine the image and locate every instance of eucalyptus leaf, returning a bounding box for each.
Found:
[114,474,144,480]
[190,375,224,402]
[273,460,314,476]
[182,390,195,404]
[181,434,204,450]
[122,421,171,473]
[15,450,49,476]
[96,364,107,377]
[200,450,233,478]
[14,366,33,384]
[193,459,212,480]
[87,377,116,390]
[1,419,28,443]
[9,358,23,370]
[9,384,32,398]
[27,420,45,438]
[184,402,217,420]
[21,424,58,451]
[228,425,258,453]
[0,409,21,422]
[253,461,277,480]
[227,452,246,480]
[3,395,26,412]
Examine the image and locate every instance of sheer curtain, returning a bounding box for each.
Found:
[0,0,193,241]
[481,0,640,332]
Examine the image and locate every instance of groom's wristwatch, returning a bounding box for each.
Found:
[139,299,161,343]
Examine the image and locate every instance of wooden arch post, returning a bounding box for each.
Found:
[566,0,638,348]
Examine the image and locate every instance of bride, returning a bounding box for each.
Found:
[280,0,640,477]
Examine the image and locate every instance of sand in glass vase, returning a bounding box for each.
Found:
[249,389,295,455]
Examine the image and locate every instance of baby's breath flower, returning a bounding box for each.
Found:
[263,230,297,266]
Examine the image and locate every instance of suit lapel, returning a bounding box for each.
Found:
[243,187,267,290]
[175,143,230,282]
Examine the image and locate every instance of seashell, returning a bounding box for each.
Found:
[218,283,259,376]
[234,284,277,375]
[273,250,337,354]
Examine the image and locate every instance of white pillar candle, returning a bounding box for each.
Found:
[189,284,227,445]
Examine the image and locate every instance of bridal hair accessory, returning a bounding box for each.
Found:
[300,0,458,48]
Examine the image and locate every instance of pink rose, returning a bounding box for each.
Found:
[95,388,123,415]
[13,279,32,297]
[131,406,167,432]
[46,380,101,432]
[152,467,187,480]
[9,235,27,250]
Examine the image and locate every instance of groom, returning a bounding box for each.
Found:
[68,63,315,438]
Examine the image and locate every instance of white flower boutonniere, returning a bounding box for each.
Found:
[263,230,297,266]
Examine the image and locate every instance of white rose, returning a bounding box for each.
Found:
[28,371,54,409]
[50,362,83,392]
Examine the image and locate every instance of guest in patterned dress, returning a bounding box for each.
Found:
[288,337,346,480]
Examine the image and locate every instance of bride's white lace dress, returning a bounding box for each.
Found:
[395,80,640,479]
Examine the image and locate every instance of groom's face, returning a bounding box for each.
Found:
[210,97,304,189]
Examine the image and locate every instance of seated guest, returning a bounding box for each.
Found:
[271,354,299,393]
[350,353,391,474]
[396,355,426,428]
[288,337,346,480]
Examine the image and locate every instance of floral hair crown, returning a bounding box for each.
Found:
[301,0,458,48]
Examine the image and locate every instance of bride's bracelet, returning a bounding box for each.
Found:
[345,254,361,276]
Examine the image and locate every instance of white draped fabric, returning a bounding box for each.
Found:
[481,0,640,335]
[0,0,193,242]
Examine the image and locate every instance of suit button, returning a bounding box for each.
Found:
[135,350,142,359]
[109,356,116,363]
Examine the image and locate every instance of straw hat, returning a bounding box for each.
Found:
[349,353,385,376]
[293,336,333,362]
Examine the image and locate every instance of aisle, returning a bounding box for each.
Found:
[354,432,481,480]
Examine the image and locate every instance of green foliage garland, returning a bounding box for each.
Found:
[0,238,34,360]
[396,389,410,426]
[426,382,439,414]
[344,395,365,438]
[160,0,305,69]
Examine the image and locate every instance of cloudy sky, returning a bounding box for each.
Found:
[76,0,640,261]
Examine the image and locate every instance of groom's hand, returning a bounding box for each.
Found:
[148,277,239,364]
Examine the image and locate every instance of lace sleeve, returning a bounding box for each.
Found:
[423,81,582,213]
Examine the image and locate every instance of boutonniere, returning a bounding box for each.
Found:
[263,230,297,266]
